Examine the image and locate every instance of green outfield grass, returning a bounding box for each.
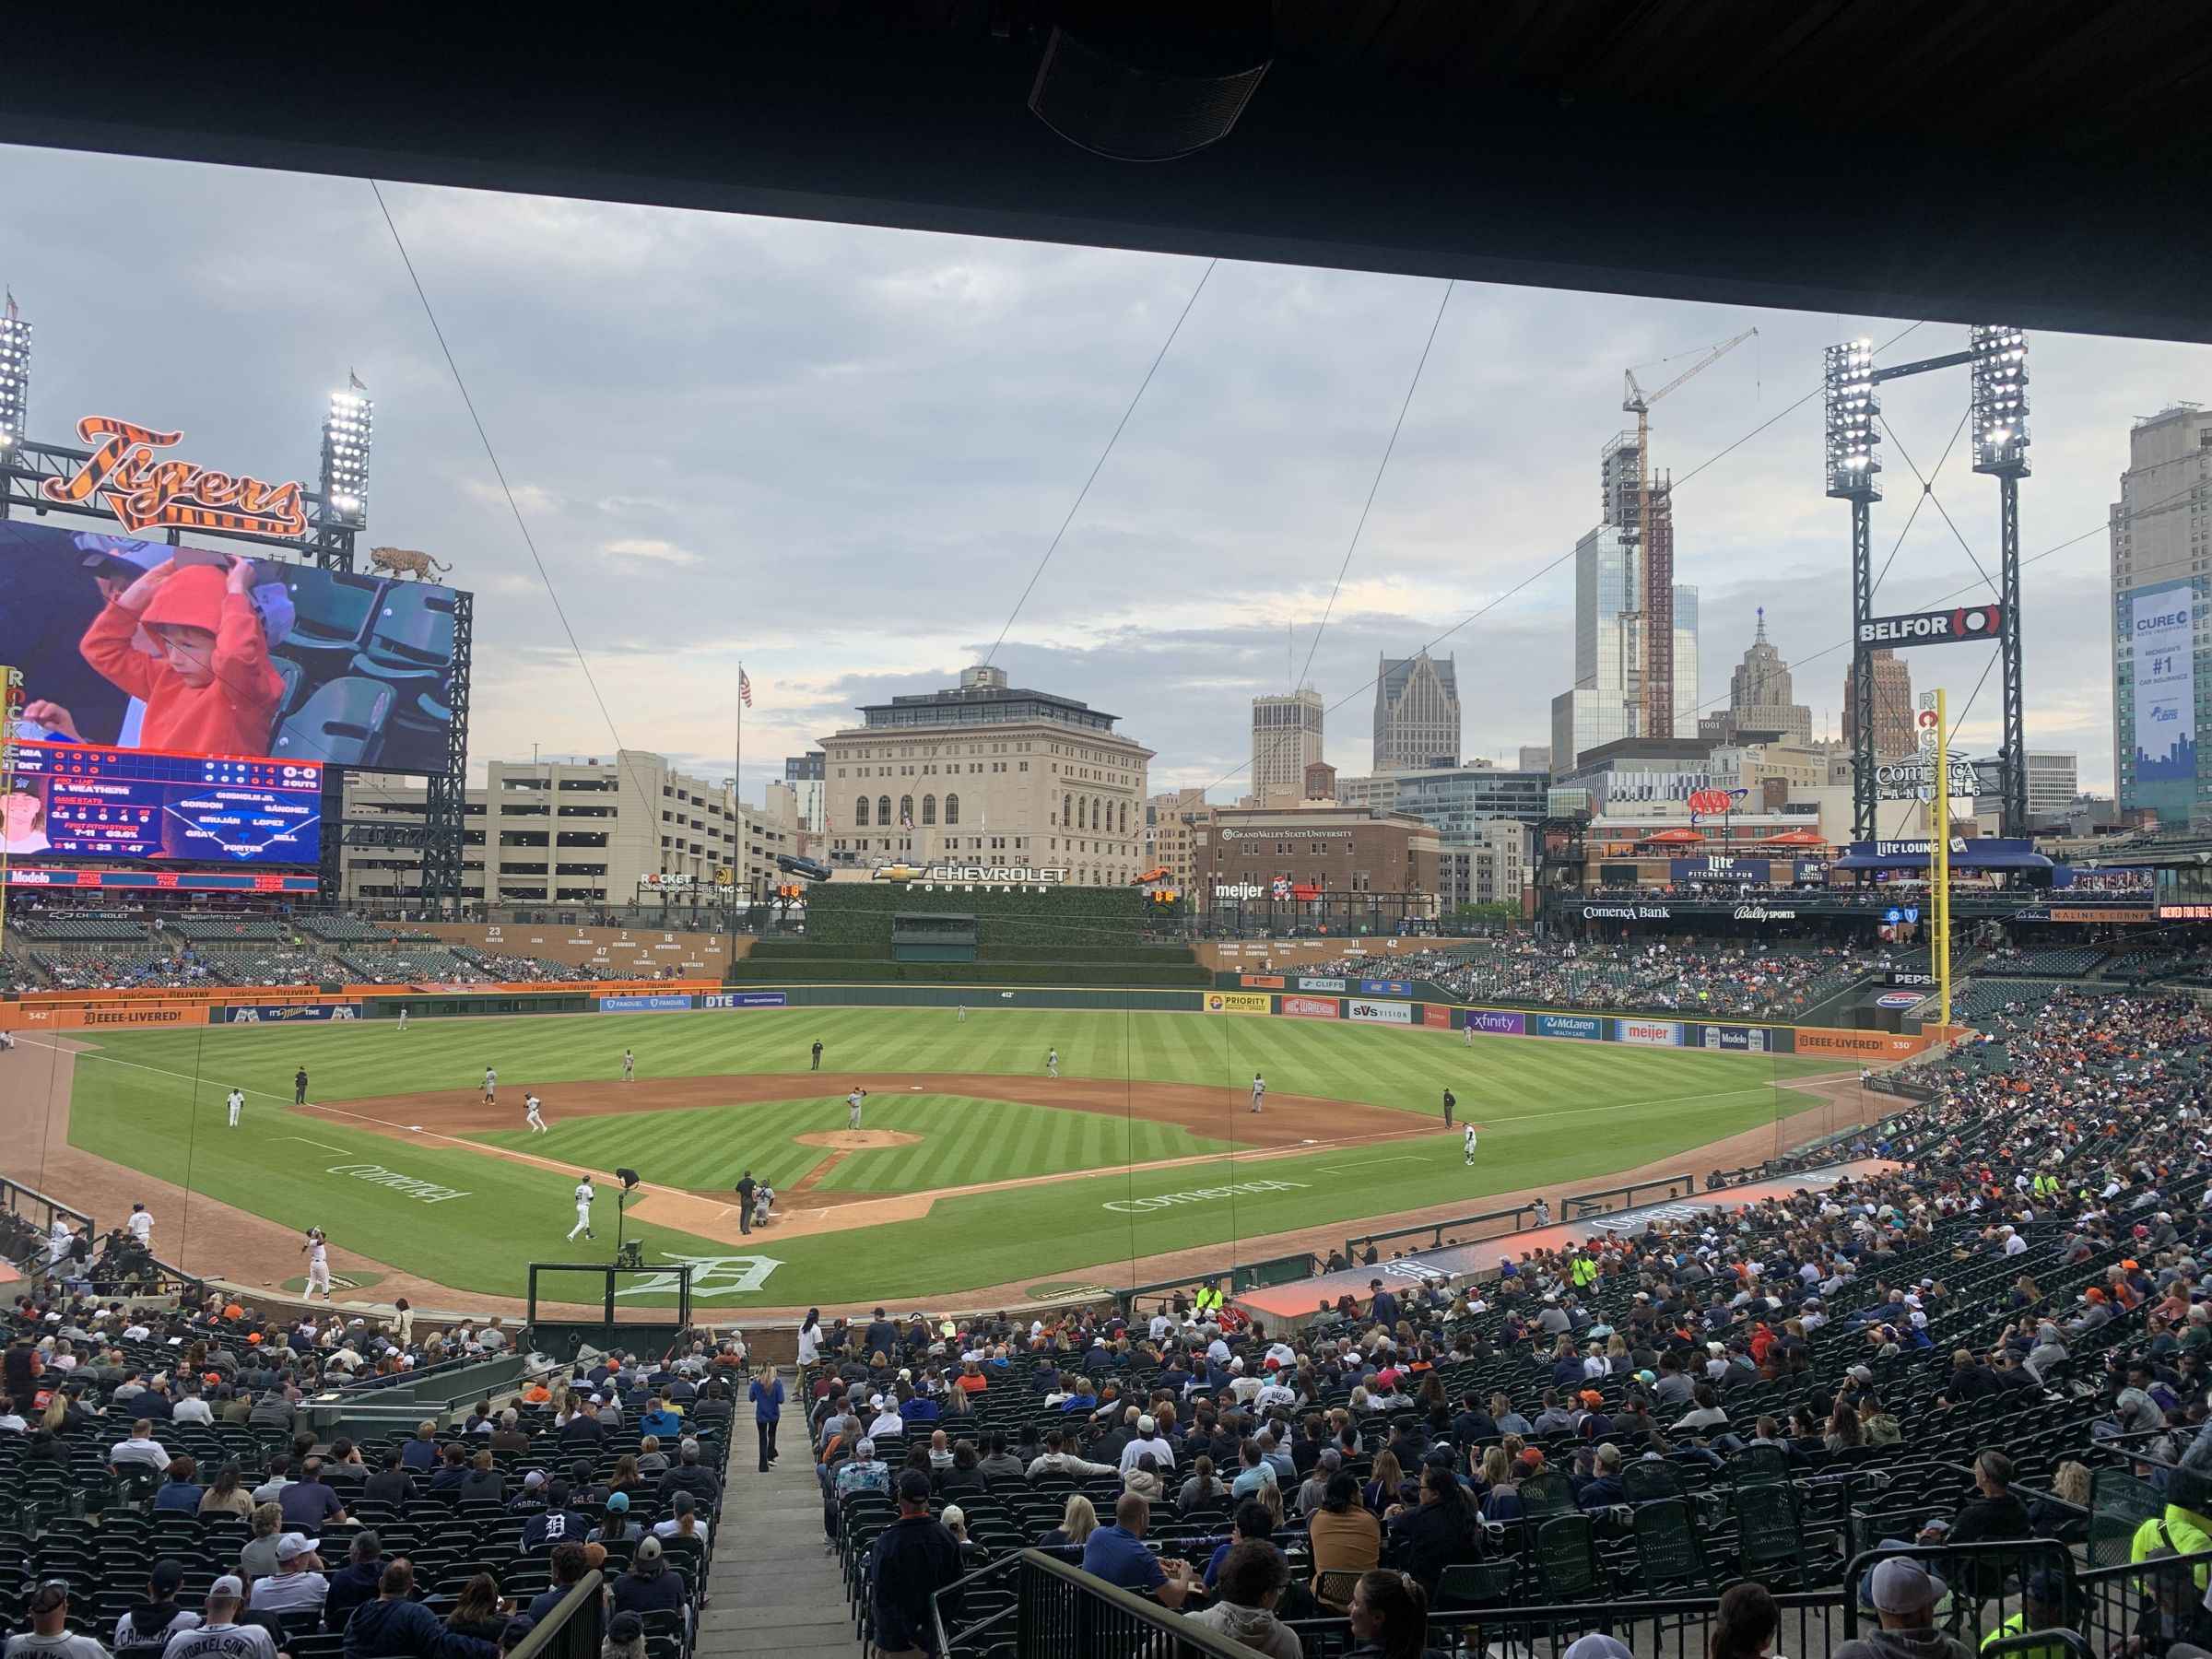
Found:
[56,1006,1845,1306]
[465,1094,1232,1194]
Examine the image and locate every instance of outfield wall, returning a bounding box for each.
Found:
[0,972,1941,1058]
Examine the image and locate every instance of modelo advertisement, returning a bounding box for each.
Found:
[225,1003,360,1023]
[1615,1018,1683,1046]
[1535,1013,1603,1041]
[700,991,787,1009]
[1700,1024,1771,1053]
[598,994,695,1012]
[0,519,460,780]
[1347,998,1413,1025]
[1279,995,1339,1019]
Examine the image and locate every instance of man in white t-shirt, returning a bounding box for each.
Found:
[171,1383,215,1426]
[127,1203,154,1250]
[109,1419,171,1471]
[569,1180,596,1242]
[161,1576,276,1659]
[8,1580,111,1659]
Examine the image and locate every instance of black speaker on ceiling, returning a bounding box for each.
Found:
[1028,1,1273,162]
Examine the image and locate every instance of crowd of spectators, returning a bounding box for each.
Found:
[802,982,2212,1656]
[4,1290,748,1657]
[1432,937,1879,1018]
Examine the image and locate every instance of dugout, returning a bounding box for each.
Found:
[890,912,977,963]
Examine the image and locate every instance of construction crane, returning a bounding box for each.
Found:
[1623,326,1758,738]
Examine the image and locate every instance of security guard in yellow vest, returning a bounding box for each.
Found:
[1979,1569,2071,1659]
[1571,1254,1598,1293]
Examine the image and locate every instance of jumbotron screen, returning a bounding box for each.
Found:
[6,740,322,865]
[0,517,457,777]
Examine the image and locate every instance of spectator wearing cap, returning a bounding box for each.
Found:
[112,1559,200,1649]
[609,1535,688,1620]
[1836,1558,1972,1659]
[1576,1443,1628,1510]
[1118,1414,1174,1474]
[869,1470,967,1654]
[520,1482,592,1552]
[342,1558,497,1659]
[508,1470,549,1514]
[655,1489,712,1548]
[603,1610,647,1659]
[246,1533,329,1619]
[835,1437,892,1500]
[159,1576,275,1659]
[589,1492,642,1546]
[1369,1279,1402,1330]
[1296,1448,1342,1516]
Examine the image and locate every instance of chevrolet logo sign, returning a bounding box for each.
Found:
[870,864,928,882]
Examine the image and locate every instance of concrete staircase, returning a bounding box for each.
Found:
[698,1431,860,1656]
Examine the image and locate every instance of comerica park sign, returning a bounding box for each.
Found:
[1873,754,1981,801]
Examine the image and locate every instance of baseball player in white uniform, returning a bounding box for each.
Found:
[302,1228,333,1299]
[1464,1124,1479,1166]
[568,1179,596,1241]
[623,1049,635,1081]
[847,1088,866,1130]
[1465,1018,1474,1047]
[227,1087,245,1128]
[397,1007,408,1031]
[483,1066,498,1104]
[127,1204,154,1250]
[1046,1048,1058,1078]
[1251,1074,1265,1113]
[524,1093,548,1134]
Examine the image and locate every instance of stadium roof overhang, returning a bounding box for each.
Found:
[1,4,2207,342]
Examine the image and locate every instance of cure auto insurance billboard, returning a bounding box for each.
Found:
[1,520,458,776]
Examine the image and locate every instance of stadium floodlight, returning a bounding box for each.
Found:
[1823,339,1881,500]
[0,312,29,453]
[1970,324,2029,476]
[320,388,373,522]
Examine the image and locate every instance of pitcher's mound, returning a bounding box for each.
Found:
[796,1130,923,1150]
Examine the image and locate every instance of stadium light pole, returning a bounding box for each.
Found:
[1970,325,2030,837]
[1825,340,1882,843]
[0,307,29,464]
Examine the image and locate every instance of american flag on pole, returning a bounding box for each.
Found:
[348,369,367,392]
[900,810,915,831]
[739,667,754,708]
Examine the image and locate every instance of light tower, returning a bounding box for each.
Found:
[1970,325,2030,836]
[312,384,372,571]
[1824,340,1882,841]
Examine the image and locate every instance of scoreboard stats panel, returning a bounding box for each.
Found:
[10,741,323,865]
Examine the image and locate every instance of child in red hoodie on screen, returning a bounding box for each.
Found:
[76,557,283,758]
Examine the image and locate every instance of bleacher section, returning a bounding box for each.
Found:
[734,882,1208,985]
[1982,946,2107,979]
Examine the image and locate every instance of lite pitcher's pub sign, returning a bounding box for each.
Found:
[42,416,310,538]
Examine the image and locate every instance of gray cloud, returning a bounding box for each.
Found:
[3,146,2206,800]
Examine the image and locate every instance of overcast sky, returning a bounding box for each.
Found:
[5,144,2206,800]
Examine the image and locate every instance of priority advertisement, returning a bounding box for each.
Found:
[1206,992,1272,1015]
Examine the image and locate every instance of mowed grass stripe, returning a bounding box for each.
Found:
[466,1094,1230,1195]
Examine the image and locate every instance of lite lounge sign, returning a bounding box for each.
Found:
[42,416,309,538]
